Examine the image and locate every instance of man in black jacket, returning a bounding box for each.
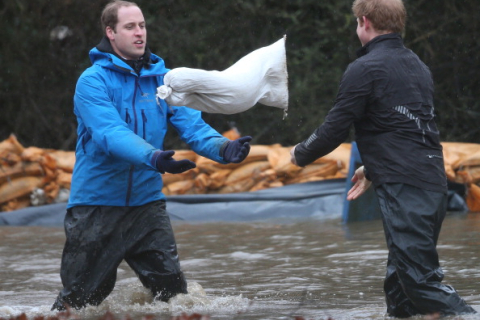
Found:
[290,0,477,317]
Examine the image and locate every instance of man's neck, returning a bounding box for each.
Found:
[96,36,151,74]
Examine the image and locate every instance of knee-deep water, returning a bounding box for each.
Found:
[1,212,479,319]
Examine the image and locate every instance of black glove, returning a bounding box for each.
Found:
[153,150,196,174]
[222,136,252,163]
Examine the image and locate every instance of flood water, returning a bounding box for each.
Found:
[1,212,480,320]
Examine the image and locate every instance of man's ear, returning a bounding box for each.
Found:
[358,16,365,27]
[106,26,115,40]
[362,16,371,30]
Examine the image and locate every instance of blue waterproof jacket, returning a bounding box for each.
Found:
[68,47,229,208]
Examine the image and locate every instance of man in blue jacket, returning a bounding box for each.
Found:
[290,0,476,317]
[52,0,251,311]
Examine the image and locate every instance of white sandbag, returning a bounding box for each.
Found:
[156,36,289,116]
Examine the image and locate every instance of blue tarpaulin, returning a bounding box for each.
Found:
[0,179,347,226]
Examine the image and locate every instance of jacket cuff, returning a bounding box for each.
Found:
[294,142,317,167]
[219,140,230,160]
[363,166,371,181]
[150,150,164,173]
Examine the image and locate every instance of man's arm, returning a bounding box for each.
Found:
[290,61,372,167]
[167,105,252,164]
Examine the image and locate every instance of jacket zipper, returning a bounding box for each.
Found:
[124,74,162,206]
[141,109,147,139]
[125,78,140,206]
[125,109,131,124]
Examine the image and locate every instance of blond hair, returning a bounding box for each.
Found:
[352,0,406,33]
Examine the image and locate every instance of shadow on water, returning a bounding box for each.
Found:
[0,212,479,319]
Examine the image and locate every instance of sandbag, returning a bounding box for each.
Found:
[194,173,211,192]
[442,142,480,169]
[0,134,24,155]
[457,150,480,167]
[218,178,258,194]
[224,161,271,185]
[0,176,44,204]
[267,146,302,176]
[314,143,352,173]
[467,183,480,212]
[162,168,199,186]
[163,179,195,195]
[209,169,232,190]
[157,36,288,116]
[49,150,76,173]
[0,162,43,185]
[1,196,31,212]
[285,161,339,184]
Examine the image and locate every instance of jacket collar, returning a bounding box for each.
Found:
[356,33,403,57]
[93,36,154,74]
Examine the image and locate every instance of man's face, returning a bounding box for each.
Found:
[106,5,146,60]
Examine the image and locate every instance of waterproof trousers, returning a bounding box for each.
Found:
[376,183,476,318]
[51,200,187,311]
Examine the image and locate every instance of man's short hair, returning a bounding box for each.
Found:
[101,0,139,34]
[352,0,406,33]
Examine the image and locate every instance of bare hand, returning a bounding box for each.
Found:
[347,165,372,201]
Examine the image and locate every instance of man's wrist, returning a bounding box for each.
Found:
[363,166,371,181]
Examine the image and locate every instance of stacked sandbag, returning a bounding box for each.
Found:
[0,133,350,212]
[161,143,351,196]
[0,134,75,211]
[442,142,480,211]
[2,132,480,213]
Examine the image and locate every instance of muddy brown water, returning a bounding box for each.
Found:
[1,213,479,319]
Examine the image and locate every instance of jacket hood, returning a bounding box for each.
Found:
[88,36,168,75]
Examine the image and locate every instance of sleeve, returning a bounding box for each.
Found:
[294,61,372,167]
[74,72,158,169]
[167,105,230,164]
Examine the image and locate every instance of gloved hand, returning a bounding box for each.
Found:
[222,136,252,163]
[153,150,196,174]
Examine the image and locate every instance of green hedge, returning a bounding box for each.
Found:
[1,0,478,150]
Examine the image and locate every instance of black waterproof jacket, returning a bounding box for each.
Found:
[295,33,447,193]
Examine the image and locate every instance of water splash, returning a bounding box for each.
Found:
[0,281,250,320]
